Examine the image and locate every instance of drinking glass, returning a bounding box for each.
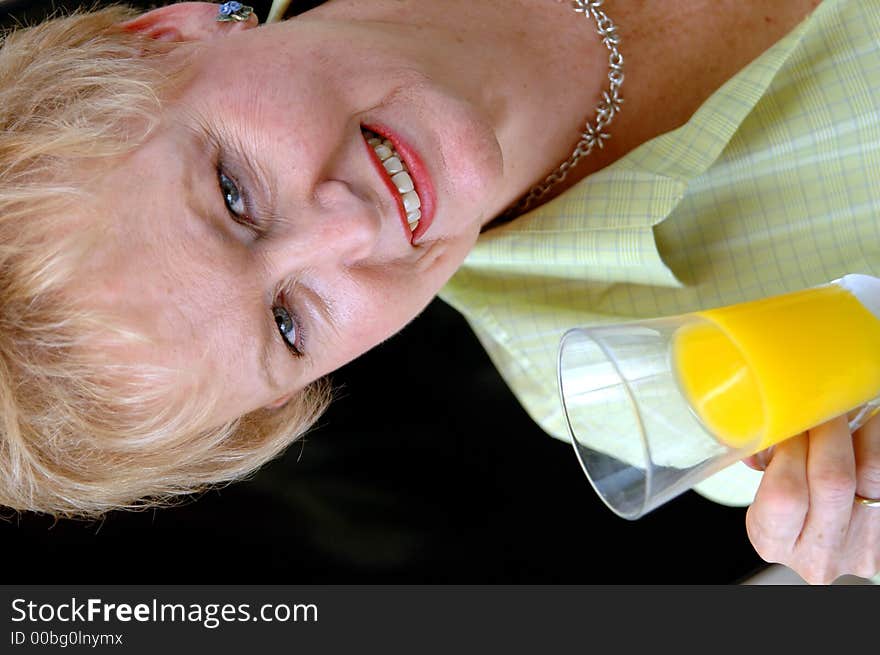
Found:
[557,274,880,519]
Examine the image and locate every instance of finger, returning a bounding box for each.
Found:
[746,432,809,563]
[796,415,856,580]
[842,504,880,579]
[801,415,856,536]
[850,414,880,578]
[853,410,880,500]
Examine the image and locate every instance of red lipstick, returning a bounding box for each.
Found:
[362,123,435,245]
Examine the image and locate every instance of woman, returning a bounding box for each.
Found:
[0,0,877,584]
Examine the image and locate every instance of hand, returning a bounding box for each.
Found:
[742,412,880,584]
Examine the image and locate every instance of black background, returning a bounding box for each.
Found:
[0,0,765,583]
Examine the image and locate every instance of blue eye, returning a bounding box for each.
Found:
[218,170,247,219]
[273,306,303,356]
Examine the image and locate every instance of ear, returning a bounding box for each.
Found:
[119,2,259,43]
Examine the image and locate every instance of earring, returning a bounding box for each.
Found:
[216,2,256,23]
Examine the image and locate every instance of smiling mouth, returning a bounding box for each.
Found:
[361,127,425,238]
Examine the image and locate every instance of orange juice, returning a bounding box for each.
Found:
[672,282,880,451]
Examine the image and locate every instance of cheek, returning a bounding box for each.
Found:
[372,266,452,330]
[327,276,433,359]
[314,234,477,369]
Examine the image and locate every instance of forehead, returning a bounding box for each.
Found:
[70,124,259,381]
[88,133,211,306]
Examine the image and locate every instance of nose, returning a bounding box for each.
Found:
[267,179,381,272]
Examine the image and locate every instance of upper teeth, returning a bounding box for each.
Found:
[362,128,422,232]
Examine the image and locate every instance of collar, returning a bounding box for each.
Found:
[447,0,822,292]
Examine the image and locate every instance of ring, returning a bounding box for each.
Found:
[855,494,880,508]
[217,2,255,23]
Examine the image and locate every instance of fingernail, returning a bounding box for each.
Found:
[742,455,763,471]
[743,446,776,471]
[756,446,776,469]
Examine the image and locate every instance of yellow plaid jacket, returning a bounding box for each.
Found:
[439,0,880,505]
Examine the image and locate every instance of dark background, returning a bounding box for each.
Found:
[0,0,765,583]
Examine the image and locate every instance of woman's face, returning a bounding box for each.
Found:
[79,6,513,422]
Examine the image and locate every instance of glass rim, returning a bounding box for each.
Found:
[557,326,654,520]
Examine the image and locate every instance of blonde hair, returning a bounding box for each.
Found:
[0,6,332,517]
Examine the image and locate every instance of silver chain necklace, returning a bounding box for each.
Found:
[503,0,624,218]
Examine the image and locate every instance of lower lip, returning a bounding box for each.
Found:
[362,124,435,244]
